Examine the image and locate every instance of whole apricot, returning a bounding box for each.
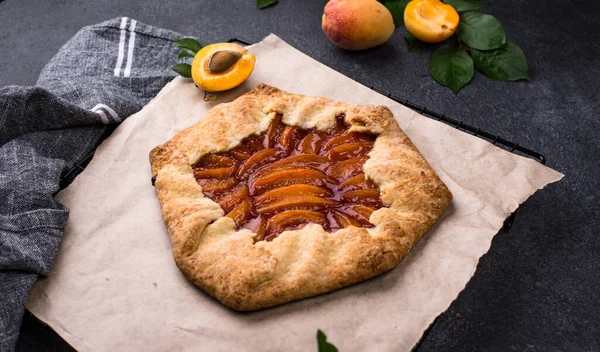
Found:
[404,0,459,43]
[322,0,395,51]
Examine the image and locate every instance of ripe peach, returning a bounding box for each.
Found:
[322,0,395,51]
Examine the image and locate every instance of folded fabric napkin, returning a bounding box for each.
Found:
[0,17,183,351]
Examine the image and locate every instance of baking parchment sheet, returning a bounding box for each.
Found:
[27,35,563,352]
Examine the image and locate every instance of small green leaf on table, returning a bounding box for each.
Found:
[385,0,411,27]
[171,63,192,78]
[430,44,474,92]
[317,329,339,352]
[257,0,278,9]
[178,49,195,59]
[173,38,203,54]
[471,41,530,81]
[457,12,505,50]
[404,32,427,52]
[443,0,482,12]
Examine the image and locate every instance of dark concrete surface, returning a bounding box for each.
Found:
[2,0,599,351]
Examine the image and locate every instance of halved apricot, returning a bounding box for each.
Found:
[265,210,328,238]
[251,168,337,195]
[326,142,374,161]
[191,43,256,92]
[404,0,459,43]
[236,148,283,180]
[214,184,249,213]
[255,184,333,207]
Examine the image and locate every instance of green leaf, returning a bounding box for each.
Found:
[471,41,530,81]
[443,0,482,12]
[430,44,474,92]
[173,38,202,54]
[457,12,505,50]
[317,330,338,352]
[257,0,278,9]
[404,32,427,52]
[385,0,410,27]
[178,49,195,59]
[171,63,192,78]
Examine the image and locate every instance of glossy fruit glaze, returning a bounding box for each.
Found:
[193,114,384,241]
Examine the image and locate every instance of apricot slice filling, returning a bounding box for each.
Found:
[265,210,328,240]
[236,148,283,180]
[192,114,387,241]
[255,184,333,207]
[250,168,337,196]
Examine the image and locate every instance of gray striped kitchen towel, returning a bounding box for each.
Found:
[0,17,184,351]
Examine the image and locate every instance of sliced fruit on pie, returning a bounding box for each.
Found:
[326,142,374,161]
[196,177,238,195]
[265,210,328,239]
[325,157,367,180]
[297,131,326,154]
[214,184,249,213]
[255,184,333,207]
[227,145,253,161]
[236,148,283,180]
[246,133,268,151]
[279,125,302,154]
[266,114,285,148]
[256,194,336,214]
[339,174,377,192]
[250,168,337,195]
[337,204,378,225]
[195,154,237,169]
[331,209,361,228]
[341,189,381,203]
[254,154,330,179]
[321,132,376,152]
[193,167,236,180]
[226,198,253,227]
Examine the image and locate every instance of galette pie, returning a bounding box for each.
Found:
[149,84,452,310]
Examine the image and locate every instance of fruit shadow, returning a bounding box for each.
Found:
[191,202,457,322]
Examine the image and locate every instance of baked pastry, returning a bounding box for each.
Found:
[149,84,451,310]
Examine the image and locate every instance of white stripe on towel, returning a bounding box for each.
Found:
[91,104,121,123]
[123,19,137,77]
[113,17,128,77]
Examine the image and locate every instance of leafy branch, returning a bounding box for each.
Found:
[382,0,530,92]
[171,38,203,78]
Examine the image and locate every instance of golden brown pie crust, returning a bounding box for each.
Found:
[149,84,452,311]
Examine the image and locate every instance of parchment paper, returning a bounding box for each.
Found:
[27,35,563,352]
